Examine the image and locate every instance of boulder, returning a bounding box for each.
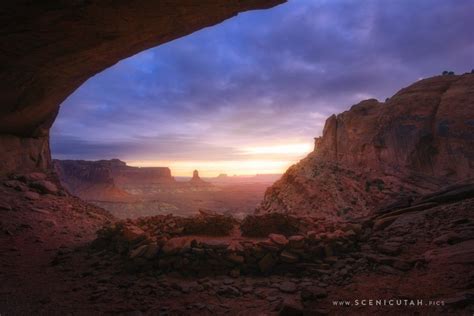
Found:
[30,180,58,194]
[162,237,192,255]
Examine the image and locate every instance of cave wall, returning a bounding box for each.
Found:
[0,0,285,175]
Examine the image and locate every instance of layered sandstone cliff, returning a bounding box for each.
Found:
[54,159,174,200]
[259,74,474,219]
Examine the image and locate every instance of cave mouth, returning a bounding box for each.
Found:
[49,0,328,221]
[47,0,474,223]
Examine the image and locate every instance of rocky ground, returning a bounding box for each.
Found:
[1,173,473,315]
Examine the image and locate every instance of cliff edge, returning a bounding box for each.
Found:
[259,74,474,219]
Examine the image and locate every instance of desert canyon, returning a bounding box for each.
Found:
[1,1,473,316]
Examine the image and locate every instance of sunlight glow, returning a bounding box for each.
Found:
[127,159,299,177]
[240,143,313,156]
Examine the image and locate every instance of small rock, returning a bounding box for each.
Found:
[344,223,363,234]
[280,250,299,263]
[278,281,297,293]
[31,208,50,215]
[378,265,400,275]
[121,225,146,242]
[377,242,401,255]
[301,286,328,301]
[0,202,12,211]
[392,259,412,271]
[24,191,40,200]
[43,219,57,228]
[267,295,281,302]
[241,286,253,294]
[373,216,398,231]
[433,232,460,245]
[217,286,240,297]
[227,253,245,264]
[288,235,305,248]
[27,172,47,181]
[269,234,289,246]
[201,239,230,250]
[222,278,234,285]
[229,268,240,278]
[279,298,303,316]
[191,247,205,255]
[129,244,148,259]
[227,241,244,252]
[258,240,281,252]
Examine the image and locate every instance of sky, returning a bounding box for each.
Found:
[51,0,474,177]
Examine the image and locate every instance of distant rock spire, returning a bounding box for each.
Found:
[190,169,210,186]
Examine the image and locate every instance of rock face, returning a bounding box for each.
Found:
[54,159,174,200]
[259,74,474,219]
[2,168,473,315]
[0,0,285,175]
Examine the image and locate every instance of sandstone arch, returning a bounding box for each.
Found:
[0,0,285,174]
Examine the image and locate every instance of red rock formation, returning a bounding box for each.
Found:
[189,169,210,187]
[0,0,285,175]
[259,74,474,219]
[54,159,129,201]
[54,159,175,200]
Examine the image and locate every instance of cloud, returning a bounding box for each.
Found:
[51,0,474,172]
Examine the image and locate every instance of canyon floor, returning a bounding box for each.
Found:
[91,182,271,220]
[1,173,473,315]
